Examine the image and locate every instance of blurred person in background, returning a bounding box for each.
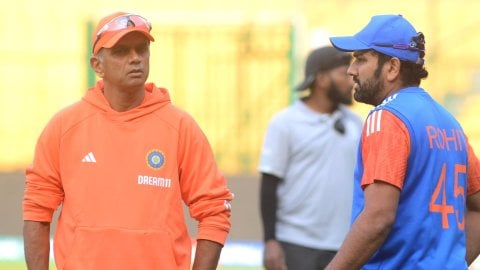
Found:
[326,14,480,269]
[259,46,363,270]
[22,11,233,270]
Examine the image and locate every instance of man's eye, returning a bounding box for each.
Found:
[113,48,128,55]
[137,44,149,54]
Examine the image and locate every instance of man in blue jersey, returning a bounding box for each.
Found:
[325,14,480,269]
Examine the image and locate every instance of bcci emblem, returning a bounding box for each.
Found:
[146,150,165,170]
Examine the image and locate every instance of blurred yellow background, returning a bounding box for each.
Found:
[2,1,480,269]
[1,0,480,174]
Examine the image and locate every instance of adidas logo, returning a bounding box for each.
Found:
[81,152,97,163]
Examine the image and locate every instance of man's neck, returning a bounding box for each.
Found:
[103,85,145,112]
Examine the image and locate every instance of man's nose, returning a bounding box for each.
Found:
[128,48,141,60]
[347,65,356,77]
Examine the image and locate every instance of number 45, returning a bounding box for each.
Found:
[429,163,466,230]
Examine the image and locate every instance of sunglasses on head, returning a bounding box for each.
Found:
[93,14,152,53]
[372,32,425,52]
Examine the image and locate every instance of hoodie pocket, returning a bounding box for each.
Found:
[61,226,180,270]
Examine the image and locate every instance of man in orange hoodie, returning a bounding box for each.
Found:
[23,11,233,270]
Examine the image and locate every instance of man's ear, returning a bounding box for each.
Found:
[385,57,401,82]
[90,56,104,78]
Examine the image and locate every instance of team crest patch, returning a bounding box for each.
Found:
[146,150,165,170]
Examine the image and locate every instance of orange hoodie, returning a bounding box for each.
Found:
[23,81,233,270]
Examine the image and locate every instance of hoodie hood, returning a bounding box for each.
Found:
[83,80,172,122]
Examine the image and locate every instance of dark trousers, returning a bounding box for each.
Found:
[279,241,337,270]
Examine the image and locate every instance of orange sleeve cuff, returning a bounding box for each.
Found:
[23,201,55,222]
[196,212,231,245]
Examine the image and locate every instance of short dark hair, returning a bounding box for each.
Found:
[398,60,428,86]
[374,51,428,86]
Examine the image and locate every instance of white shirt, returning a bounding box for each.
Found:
[259,100,363,250]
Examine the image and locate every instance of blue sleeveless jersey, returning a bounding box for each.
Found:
[353,87,469,269]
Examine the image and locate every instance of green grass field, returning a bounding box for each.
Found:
[0,262,262,270]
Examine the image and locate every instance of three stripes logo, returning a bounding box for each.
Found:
[366,110,383,137]
[81,152,97,163]
[365,93,398,137]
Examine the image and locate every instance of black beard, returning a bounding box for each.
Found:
[353,76,384,106]
[353,61,387,106]
[327,80,353,106]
